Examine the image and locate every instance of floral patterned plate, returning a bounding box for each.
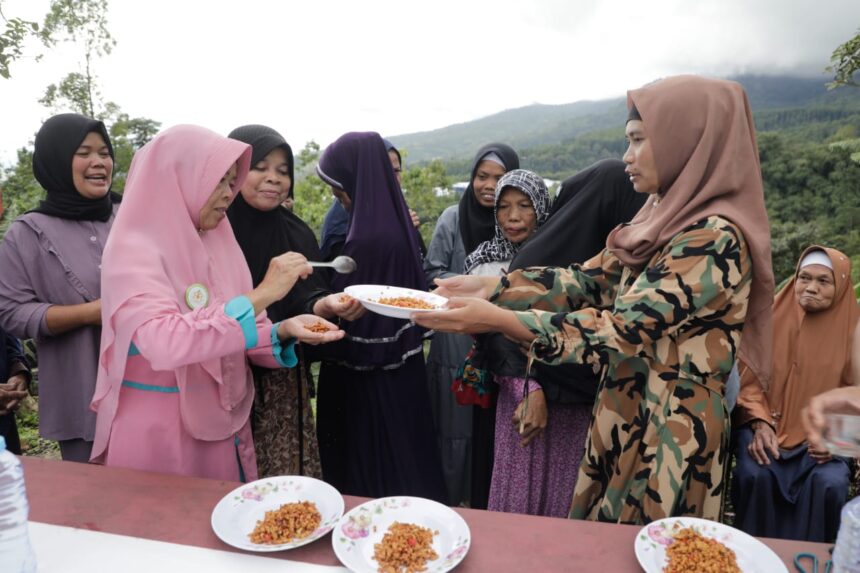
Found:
[634,517,788,572]
[332,496,470,573]
[210,476,344,552]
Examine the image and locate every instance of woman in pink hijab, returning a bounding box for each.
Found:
[89,125,343,481]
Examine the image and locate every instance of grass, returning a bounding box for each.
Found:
[15,395,60,459]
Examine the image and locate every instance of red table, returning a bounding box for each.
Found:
[22,457,829,571]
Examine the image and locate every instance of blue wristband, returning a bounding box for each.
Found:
[225,296,258,350]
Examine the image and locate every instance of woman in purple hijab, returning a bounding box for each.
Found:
[315,132,446,501]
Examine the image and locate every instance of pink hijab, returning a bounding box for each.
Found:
[91,125,253,460]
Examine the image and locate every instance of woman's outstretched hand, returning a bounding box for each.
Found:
[412,297,501,334]
[432,275,499,300]
[278,314,344,345]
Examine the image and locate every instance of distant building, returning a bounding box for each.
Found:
[452,182,468,196]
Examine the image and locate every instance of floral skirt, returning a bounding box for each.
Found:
[251,365,322,479]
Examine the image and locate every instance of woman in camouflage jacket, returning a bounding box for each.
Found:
[415,75,775,525]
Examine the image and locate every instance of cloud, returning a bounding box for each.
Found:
[1,0,858,164]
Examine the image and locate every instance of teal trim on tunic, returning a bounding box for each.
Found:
[225,295,258,349]
[121,379,179,393]
[270,323,297,368]
[124,344,178,392]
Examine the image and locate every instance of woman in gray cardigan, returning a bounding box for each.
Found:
[0,113,119,462]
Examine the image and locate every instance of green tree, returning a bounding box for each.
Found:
[293,140,331,240]
[0,147,41,229]
[0,0,158,231]
[828,28,860,89]
[0,0,113,80]
[401,159,454,245]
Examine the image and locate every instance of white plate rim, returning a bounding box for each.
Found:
[210,475,344,552]
[331,496,471,573]
[344,284,447,318]
[633,516,789,573]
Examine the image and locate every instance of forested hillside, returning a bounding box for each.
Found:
[388,75,860,283]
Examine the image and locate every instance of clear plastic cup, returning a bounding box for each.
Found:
[824,413,860,457]
[833,497,860,572]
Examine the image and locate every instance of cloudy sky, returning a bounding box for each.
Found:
[1,0,858,164]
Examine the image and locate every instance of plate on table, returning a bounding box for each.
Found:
[344,285,447,319]
[634,517,788,572]
[332,496,470,573]
[211,476,344,552]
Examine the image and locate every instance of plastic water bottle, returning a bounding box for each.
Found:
[833,496,860,572]
[0,436,37,573]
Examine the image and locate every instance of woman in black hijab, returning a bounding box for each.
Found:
[227,124,364,478]
[0,113,118,463]
[458,143,520,255]
[424,142,519,507]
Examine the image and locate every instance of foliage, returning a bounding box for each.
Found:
[828,28,860,89]
[0,0,157,230]
[401,159,455,245]
[0,0,113,80]
[0,147,41,231]
[104,109,161,192]
[759,133,860,283]
[0,8,37,79]
[293,140,332,240]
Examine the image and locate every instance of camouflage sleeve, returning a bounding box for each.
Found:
[490,248,624,313]
[513,220,748,368]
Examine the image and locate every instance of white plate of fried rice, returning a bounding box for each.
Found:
[634,517,788,572]
[332,496,470,572]
[211,476,344,552]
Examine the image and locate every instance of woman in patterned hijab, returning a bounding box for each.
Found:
[463,169,550,275]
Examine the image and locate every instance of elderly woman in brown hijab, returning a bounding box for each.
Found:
[733,246,859,542]
[414,75,774,525]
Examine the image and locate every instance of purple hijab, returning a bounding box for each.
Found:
[316,132,427,368]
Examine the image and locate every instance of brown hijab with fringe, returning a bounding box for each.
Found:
[735,246,859,449]
[606,75,775,389]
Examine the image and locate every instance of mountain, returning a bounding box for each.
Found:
[389,98,626,165]
[391,75,860,179]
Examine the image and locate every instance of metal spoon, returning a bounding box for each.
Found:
[308,255,357,274]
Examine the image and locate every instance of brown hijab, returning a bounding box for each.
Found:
[606,75,775,388]
[735,246,859,448]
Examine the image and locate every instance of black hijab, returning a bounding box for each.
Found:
[31,113,118,222]
[487,159,647,404]
[227,125,330,323]
[510,159,646,270]
[458,143,519,255]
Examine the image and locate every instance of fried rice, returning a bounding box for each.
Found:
[374,296,436,310]
[664,527,741,573]
[304,321,330,333]
[248,501,322,545]
[373,521,439,573]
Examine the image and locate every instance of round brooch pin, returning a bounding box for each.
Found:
[185,283,210,310]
